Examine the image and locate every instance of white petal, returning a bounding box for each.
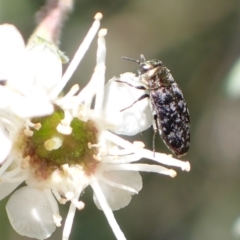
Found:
[11,91,54,118]
[0,181,22,201]
[8,43,62,96]
[233,216,240,238]
[26,44,62,93]
[0,87,53,117]
[225,57,240,98]
[0,126,12,163]
[102,73,152,135]
[6,186,57,240]
[0,24,25,80]
[93,170,142,211]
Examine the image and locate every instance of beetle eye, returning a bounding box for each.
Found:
[138,63,151,74]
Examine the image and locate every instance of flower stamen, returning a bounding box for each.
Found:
[34,123,41,130]
[62,186,83,240]
[65,191,74,200]
[21,156,30,169]
[104,130,190,172]
[44,188,62,227]
[0,155,14,176]
[57,110,73,135]
[72,198,85,210]
[53,214,62,227]
[24,128,33,137]
[49,12,103,99]
[91,179,126,240]
[98,175,138,194]
[105,163,177,178]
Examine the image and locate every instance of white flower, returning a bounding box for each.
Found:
[0,12,190,240]
[0,24,55,118]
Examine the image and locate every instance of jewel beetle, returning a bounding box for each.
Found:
[115,55,190,157]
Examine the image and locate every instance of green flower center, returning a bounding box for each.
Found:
[23,108,99,179]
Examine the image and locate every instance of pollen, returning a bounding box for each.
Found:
[21,107,99,179]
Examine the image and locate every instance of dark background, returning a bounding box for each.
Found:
[1,0,240,239]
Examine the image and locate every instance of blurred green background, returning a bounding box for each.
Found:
[1,0,240,239]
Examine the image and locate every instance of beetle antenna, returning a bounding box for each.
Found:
[140,54,146,61]
[122,56,140,64]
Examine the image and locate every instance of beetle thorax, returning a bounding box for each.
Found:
[140,66,174,89]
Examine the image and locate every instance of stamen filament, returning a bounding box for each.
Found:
[104,131,190,171]
[98,175,138,193]
[44,188,61,226]
[93,29,107,116]
[0,111,23,127]
[91,179,126,240]
[107,147,134,156]
[0,155,14,176]
[76,29,106,109]
[50,13,102,99]
[62,186,83,240]
[51,187,62,201]
[62,202,76,240]
[56,84,79,107]
[102,154,141,164]
[105,163,177,178]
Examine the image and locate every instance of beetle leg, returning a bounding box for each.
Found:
[115,80,147,90]
[152,114,158,156]
[120,94,149,112]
